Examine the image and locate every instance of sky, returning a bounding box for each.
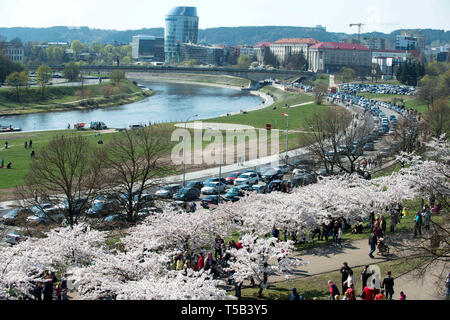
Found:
[0,0,449,34]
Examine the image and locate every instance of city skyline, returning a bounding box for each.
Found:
[0,0,449,34]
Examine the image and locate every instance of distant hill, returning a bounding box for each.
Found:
[0,26,449,47]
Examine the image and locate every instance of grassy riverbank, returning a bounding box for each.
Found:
[0,80,150,115]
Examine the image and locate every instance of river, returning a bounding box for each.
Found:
[0,80,264,132]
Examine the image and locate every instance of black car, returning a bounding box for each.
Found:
[267,179,287,192]
[200,195,224,209]
[186,181,204,190]
[293,173,316,186]
[256,166,271,178]
[261,169,283,182]
[173,187,201,201]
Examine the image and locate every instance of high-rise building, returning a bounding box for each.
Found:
[131,35,165,62]
[164,6,199,63]
[400,31,426,53]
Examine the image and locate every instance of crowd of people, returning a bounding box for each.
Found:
[19,270,69,301]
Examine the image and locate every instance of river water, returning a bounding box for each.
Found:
[0,80,263,132]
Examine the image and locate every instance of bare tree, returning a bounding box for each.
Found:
[303,107,368,174]
[312,82,329,105]
[104,125,176,223]
[16,135,107,227]
[425,98,450,137]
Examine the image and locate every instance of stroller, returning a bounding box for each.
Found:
[377,237,390,256]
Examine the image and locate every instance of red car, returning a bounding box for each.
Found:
[226,172,242,185]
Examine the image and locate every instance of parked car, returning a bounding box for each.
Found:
[225,187,244,198]
[252,184,267,194]
[225,172,242,185]
[155,184,183,198]
[87,201,119,217]
[267,179,287,192]
[293,173,316,186]
[200,195,223,209]
[1,208,31,225]
[363,142,375,151]
[186,181,204,190]
[235,184,254,192]
[234,172,259,186]
[261,169,283,182]
[204,177,227,185]
[201,182,227,195]
[103,214,127,223]
[133,194,156,207]
[5,230,26,245]
[274,164,290,174]
[256,166,271,178]
[173,187,201,201]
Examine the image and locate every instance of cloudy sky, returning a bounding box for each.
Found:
[0,0,449,33]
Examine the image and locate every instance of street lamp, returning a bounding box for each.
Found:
[183,114,198,187]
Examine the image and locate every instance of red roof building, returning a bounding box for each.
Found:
[308,42,372,74]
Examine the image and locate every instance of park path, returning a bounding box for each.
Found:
[263,230,445,300]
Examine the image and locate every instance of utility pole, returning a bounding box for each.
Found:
[183,114,198,187]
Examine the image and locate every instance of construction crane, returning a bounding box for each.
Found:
[349,23,364,43]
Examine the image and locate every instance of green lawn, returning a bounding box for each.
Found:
[0,80,144,114]
[207,86,318,130]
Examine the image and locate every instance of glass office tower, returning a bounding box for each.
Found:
[165,6,199,63]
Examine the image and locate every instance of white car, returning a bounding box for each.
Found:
[234,173,259,186]
[274,165,290,174]
[201,182,227,195]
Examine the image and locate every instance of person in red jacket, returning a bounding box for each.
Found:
[194,253,204,271]
[345,284,356,300]
[361,284,375,300]
[328,280,340,300]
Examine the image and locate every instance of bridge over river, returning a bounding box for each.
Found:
[29,65,315,84]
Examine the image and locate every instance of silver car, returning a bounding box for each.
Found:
[234,172,259,186]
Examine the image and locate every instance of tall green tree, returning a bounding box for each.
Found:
[237,55,251,69]
[36,65,53,97]
[6,70,29,101]
[63,62,80,82]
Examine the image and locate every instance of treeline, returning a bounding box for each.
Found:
[24,39,132,66]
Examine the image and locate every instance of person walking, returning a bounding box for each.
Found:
[24,141,28,149]
[382,271,395,300]
[29,140,32,148]
[369,230,377,258]
[340,262,352,294]
[4,141,8,149]
[337,227,343,248]
[1,158,4,168]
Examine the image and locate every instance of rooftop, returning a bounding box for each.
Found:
[272,38,319,45]
[310,42,371,51]
[167,6,198,17]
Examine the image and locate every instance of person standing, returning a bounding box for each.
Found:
[414,210,423,238]
[423,205,431,231]
[379,216,386,237]
[271,225,280,240]
[369,230,377,258]
[24,141,28,149]
[1,158,4,168]
[382,271,395,300]
[337,227,343,248]
[29,140,32,148]
[340,262,352,294]
[361,265,374,291]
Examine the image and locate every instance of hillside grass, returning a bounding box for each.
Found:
[0,80,146,115]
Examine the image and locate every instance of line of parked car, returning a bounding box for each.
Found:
[341,83,416,96]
